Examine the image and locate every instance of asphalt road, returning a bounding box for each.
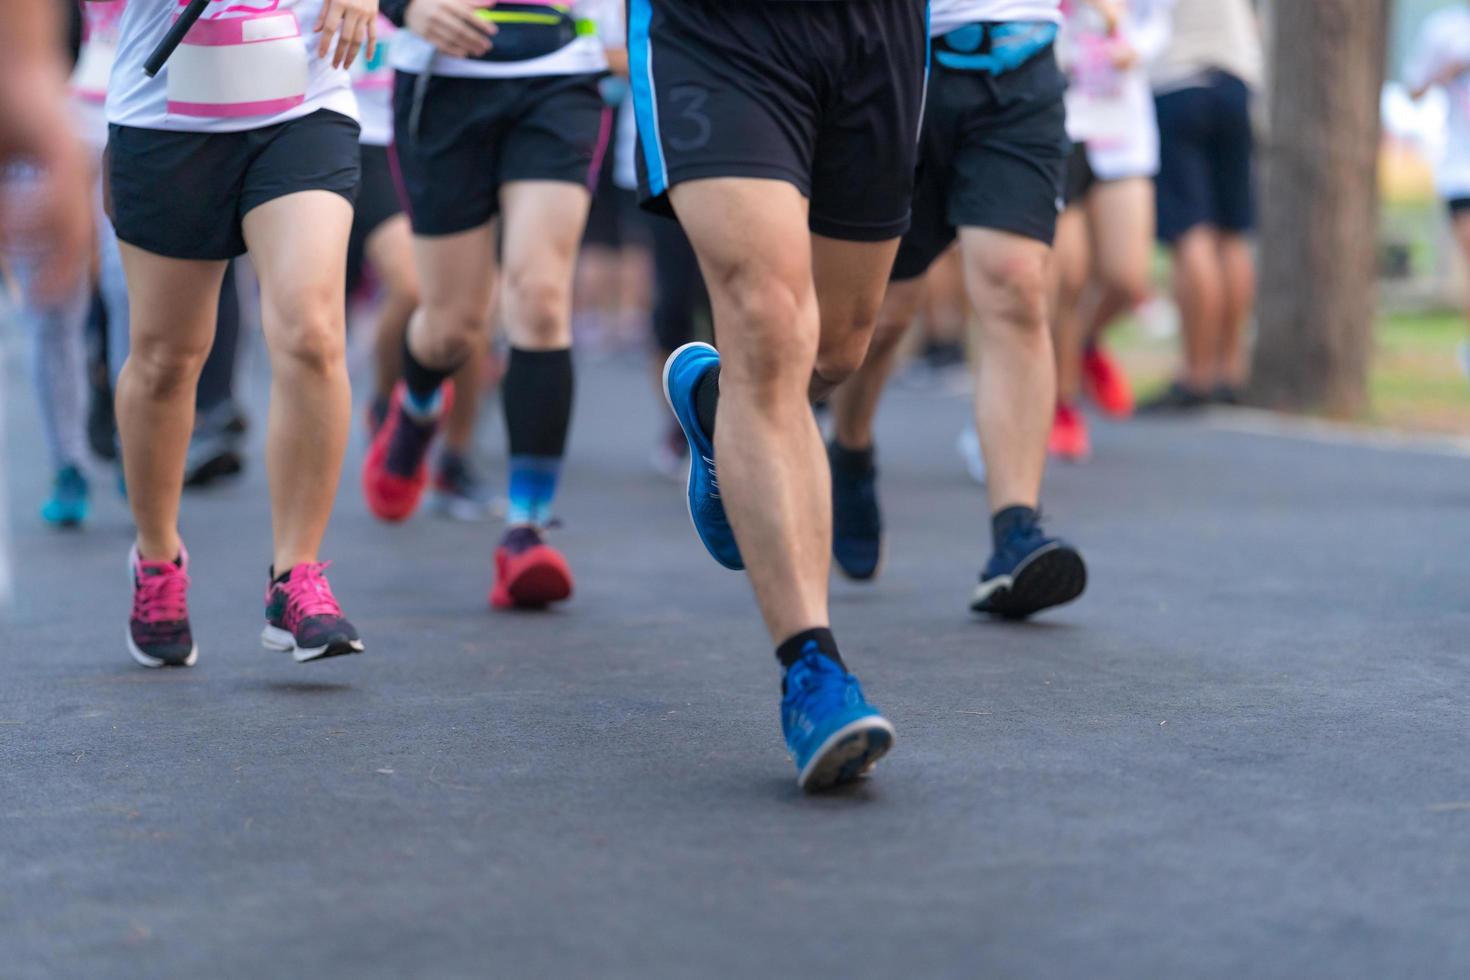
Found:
[3,349,1470,979]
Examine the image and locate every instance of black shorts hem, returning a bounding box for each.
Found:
[811,211,911,243]
[1448,198,1470,219]
[639,161,814,219]
[951,212,1059,247]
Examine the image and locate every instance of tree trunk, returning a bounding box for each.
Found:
[1250,0,1391,417]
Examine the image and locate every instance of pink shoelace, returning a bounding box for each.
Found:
[134,558,190,623]
[278,561,344,629]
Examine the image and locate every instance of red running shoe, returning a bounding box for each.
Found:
[491,526,573,610]
[1082,345,1135,418]
[361,381,453,523]
[1048,402,1092,462]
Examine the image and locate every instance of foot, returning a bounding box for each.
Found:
[1047,403,1091,462]
[972,513,1087,620]
[1136,381,1209,414]
[661,342,742,570]
[262,561,364,663]
[491,525,574,610]
[40,465,89,528]
[829,441,883,581]
[361,381,453,523]
[1082,346,1134,418]
[433,450,493,522]
[127,544,197,668]
[1211,384,1243,406]
[782,649,896,791]
[956,424,986,485]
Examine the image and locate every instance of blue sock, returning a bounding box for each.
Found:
[507,455,561,526]
[403,385,443,419]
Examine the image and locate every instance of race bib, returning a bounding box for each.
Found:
[165,10,308,118]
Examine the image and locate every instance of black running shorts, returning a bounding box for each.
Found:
[347,143,407,294]
[106,109,361,262]
[629,0,929,243]
[892,43,1070,281]
[391,71,610,237]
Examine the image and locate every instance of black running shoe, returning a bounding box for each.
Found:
[829,441,883,581]
[972,514,1086,620]
[1137,382,1210,414]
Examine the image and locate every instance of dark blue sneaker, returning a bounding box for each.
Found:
[782,648,896,791]
[971,514,1086,620]
[40,465,89,528]
[662,342,742,570]
[829,441,882,581]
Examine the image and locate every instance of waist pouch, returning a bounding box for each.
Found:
[935,21,1058,75]
[469,3,594,62]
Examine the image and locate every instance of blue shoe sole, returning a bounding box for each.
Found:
[972,542,1087,620]
[662,342,744,571]
[797,715,897,791]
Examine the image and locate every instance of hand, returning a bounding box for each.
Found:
[405,0,496,59]
[315,0,379,70]
[1086,0,1124,35]
[1108,38,1139,72]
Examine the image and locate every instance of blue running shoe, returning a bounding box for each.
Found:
[829,441,882,581]
[662,342,742,570]
[40,465,89,528]
[971,513,1086,620]
[782,648,896,791]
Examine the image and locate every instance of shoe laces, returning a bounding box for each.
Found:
[701,456,721,499]
[134,560,189,623]
[278,562,343,626]
[784,652,853,711]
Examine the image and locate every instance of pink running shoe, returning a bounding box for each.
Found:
[128,544,198,668]
[261,561,364,664]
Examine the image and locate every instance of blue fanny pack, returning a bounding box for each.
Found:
[935,20,1059,75]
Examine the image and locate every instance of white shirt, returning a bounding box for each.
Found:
[108,0,357,133]
[930,0,1062,38]
[391,0,620,79]
[1060,0,1173,180]
[71,0,127,148]
[1405,6,1470,200]
[351,16,397,146]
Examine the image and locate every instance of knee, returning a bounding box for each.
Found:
[415,299,485,366]
[504,266,571,347]
[1103,268,1151,312]
[976,253,1050,339]
[716,276,814,392]
[270,286,346,374]
[124,339,210,398]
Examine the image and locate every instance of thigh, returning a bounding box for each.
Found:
[1153,88,1213,244]
[106,125,248,261]
[945,53,1070,247]
[1207,73,1256,236]
[364,214,419,300]
[348,144,404,293]
[812,234,900,349]
[958,227,1053,330]
[809,0,929,243]
[499,180,593,290]
[1085,177,1155,283]
[501,74,610,192]
[392,73,500,236]
[412,224,499,323]
[242,190,354,339]
[630,0,819,215]
[117,241,226,359]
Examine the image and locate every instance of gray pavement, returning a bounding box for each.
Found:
[3,350,1470,979]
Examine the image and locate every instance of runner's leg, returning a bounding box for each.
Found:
[242,190,354,573]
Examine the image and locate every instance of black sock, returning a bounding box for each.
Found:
[694,365,719,439]
[503,347,574,458]
[776,627,845,672]
[827,439,875,474]
[402,334,459,404]
[991,504,1037,550]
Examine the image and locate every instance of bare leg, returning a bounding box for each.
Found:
[809,233,901,401]
[1216,232,1255,387]
[1050,207,1091,406]
[115,244,226,560]
[829,277,926,450]
[1171,226,1225,392]
[499,181,589,352]
[962,227,1055,513]
[242,190,354,572]
[366,214,419,400]
[1081,177,1154,343]
[670,178,829,642]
